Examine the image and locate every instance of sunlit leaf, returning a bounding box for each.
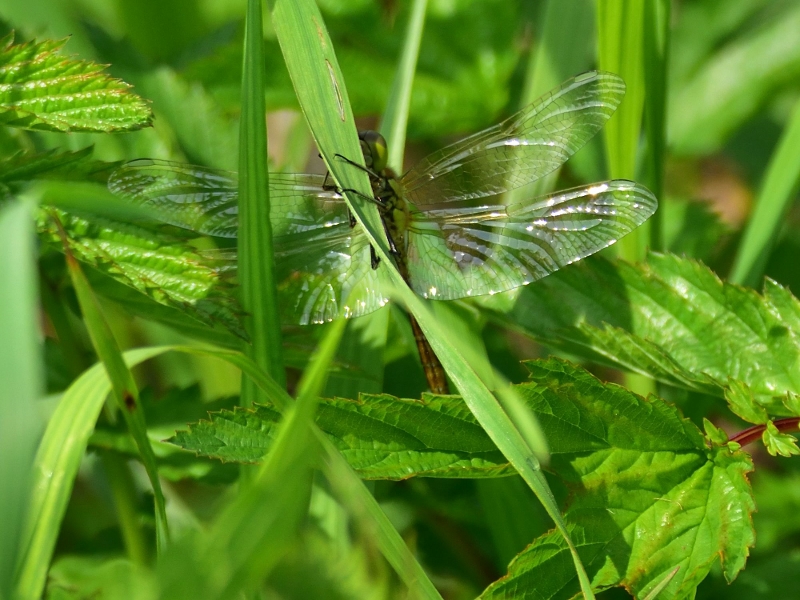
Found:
[0,34,152,132]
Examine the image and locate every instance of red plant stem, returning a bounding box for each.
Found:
[729,417,800,447]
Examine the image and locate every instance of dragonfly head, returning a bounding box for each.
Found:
[358,130,388,173]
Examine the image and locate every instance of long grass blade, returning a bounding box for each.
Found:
[14,347,165,600]
[643,0,671,251]
[239,0,285,412]
[61,234,169,552]
[597,0,648,261]
[729,98,800,287]
[380,0,428,170]
[0,200,42,599]
[270,0,590,594]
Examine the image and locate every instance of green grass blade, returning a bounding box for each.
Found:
[597,0,648,261]
[729,98,800,287]
[270,1,587,593]
[0,200,42,599]
[62,243,169,552]
[511,0,594,202]
[379,0,428,170]
[163,320,347,599]
[327,0,428,399]
[239,0,285,408]
[643,0,670,251]
[14,346,165,600]
[268,0,379,240]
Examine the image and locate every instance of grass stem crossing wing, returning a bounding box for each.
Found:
[109,71,657,394]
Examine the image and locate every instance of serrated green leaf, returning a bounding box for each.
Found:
[509,253,800,414]
[478,360,754,600]
[169,392,511,478]
[762,421,800,457]
[0,34,152,132]
[725,380,769,425]
[36,206,246,339]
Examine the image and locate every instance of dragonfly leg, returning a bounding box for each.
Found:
[334,153,381,179]
[370,244,380,269]
[380,215,400,258]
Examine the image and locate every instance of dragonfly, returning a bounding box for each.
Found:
[108,71,657,395]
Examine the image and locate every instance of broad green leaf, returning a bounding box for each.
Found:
[36,206,246,340]
[478,360,754,600]
[508,253,800,415]
[169,392,511,478]
[0,200,42,598]
[0,34,152,132]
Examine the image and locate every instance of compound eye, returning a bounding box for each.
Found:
[358,130,388,172]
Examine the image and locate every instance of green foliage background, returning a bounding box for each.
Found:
[3,0,800,599]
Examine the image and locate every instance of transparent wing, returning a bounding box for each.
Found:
[405,180,657,300]
[108,159,389,325]
[108,159,241,237]
[400,71,626,208]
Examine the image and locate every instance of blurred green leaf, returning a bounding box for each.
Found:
[0,34,152,132]
[669,2,800,155]
[46,556,156,600]
[478,360,754,600]
[64,232,169,552]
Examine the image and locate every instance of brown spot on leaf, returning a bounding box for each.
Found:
[123,391,136,411]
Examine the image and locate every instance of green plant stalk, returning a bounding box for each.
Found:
[0,200,42,600]
[100,452,148,565]
[62,238,169,552]
[239,0,285,409]
[516,0,594,201]
[597,0,654,402]
[39,271,87,378]
[597,0,647,262]
[268,0,589,595]
[643,0,670,251]
[730,98,800,286]
[379,0,428,170]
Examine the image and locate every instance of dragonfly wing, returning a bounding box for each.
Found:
[401,71,626,208]
[405,180,657,300]
[273,217,389,326]
[108,159,241,237]
[109,159,388,324]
